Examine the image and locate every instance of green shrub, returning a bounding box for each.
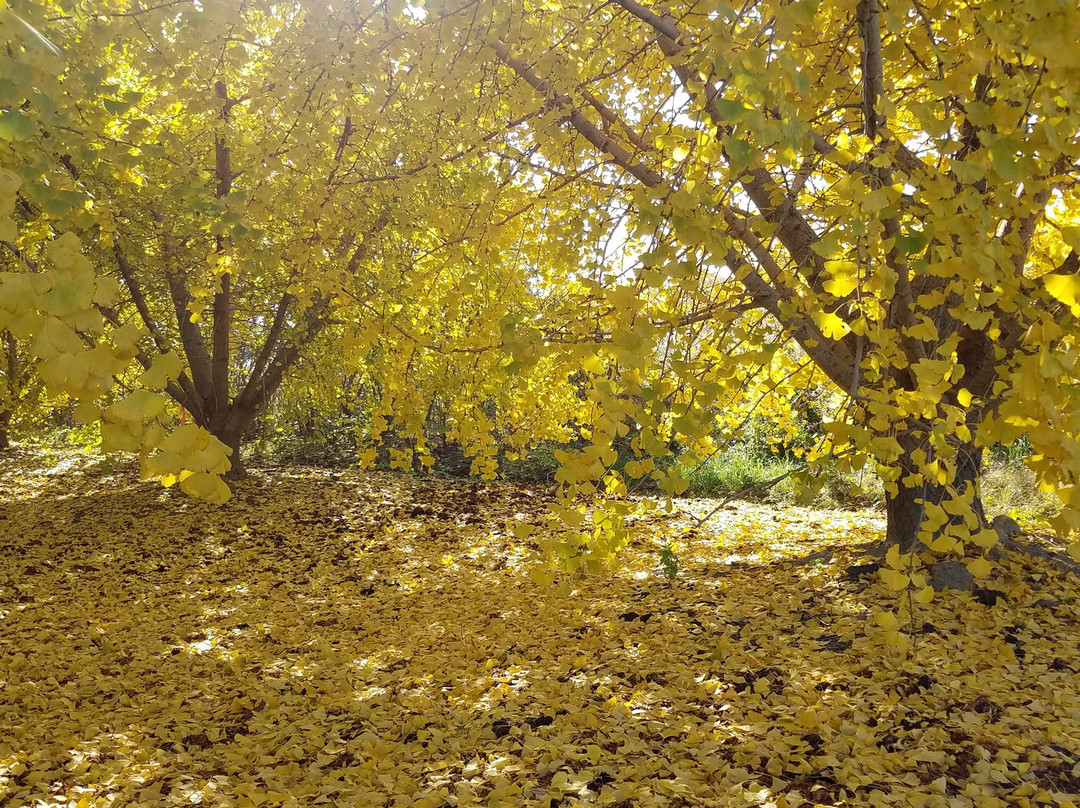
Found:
[248,423,358,468]
[685,445,795,498]
[500,442,563,484]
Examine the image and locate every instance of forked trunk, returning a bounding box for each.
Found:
[884,435,985,551]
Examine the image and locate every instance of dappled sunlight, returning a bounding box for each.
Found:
[2,455,1079,806]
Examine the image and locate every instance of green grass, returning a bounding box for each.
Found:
[685,446,796,498]
[500,442,562,483]
[683,450,1060,522]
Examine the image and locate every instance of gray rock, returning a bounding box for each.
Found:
[1033,598,1062,609]
[992,514,1023,539]
[930,561,974,592]
[1002,536,1080,575]
[793,549,833,566]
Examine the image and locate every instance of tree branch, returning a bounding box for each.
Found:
[113,242,199,402]
[161,237,215,405]
[490,40,663,188]
[857,0,884,139]
[231,215,392,427]
[210,79,234,426]
[95,302,205,424]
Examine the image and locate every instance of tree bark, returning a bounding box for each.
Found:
[211,80,234,425]
[1,331,18,450]
[210,395,266,480]
[216,421,248,480]
[885,435,986,551]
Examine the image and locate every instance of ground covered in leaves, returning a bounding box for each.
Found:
[2,450,1079,808]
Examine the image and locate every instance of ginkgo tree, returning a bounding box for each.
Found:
[1,0,574,497]
[418,0,1080,559]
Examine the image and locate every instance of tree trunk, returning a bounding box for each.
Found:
[884,436,986,551]
[210,404,261,481]
[1,331,16,450]
[217,424,246,480]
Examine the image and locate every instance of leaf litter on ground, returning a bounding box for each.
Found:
[1,450,1079,808]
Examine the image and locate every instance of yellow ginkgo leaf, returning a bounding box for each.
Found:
[873,611,900,631]
[1044,273,1080,314]
[971,528,998,550]
[966,556,992,578]
[817,311,851,339]
[880,568,910,591]
[823,276,857,297]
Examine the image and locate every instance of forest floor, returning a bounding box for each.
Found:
[1,449,1079,808]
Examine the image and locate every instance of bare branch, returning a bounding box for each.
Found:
[857,0,884,139]
[113,242,199,402]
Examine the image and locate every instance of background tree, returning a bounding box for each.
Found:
[0,331,32,449]
[1,0,573,493]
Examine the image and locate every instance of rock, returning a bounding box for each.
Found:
[992,514,1023,540]
[845,562,881,580]
[929,561,974,592]
[973,587,1008,606]
[1002,535,1080,574]
[793,549,833,566]
[801,733,824,752]
[818,635,852,653]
